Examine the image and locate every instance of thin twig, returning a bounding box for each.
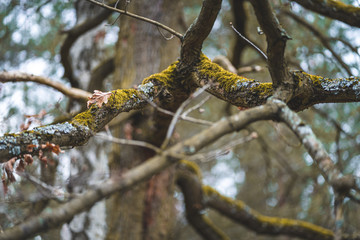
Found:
[106,13,121,26]
[161,85,211,149]
[230,22,268,60]
[182,95,211,116]
[87,0,183,39]
[140,94,213,126]
[190,132,258,162]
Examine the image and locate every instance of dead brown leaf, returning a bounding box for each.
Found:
[87,90,112,108]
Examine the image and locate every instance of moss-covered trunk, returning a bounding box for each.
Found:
[106,1,182,239]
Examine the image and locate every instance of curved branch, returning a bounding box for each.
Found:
[0,71,91,100]
[291,0,360,28]
[205,186,339,240]
[176,162,229,240]
[175,160,351,240]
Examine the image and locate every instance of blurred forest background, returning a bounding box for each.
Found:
[1,0,360,239]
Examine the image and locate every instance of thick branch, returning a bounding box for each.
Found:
[0,71,91,100]
[290,71,360,110]
[194,54,360,110]
[291,0,360,28]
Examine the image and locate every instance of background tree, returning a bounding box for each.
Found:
[1,0,360,240]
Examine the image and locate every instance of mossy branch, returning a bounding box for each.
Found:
[175,159,344,240]
[291,0,360,28]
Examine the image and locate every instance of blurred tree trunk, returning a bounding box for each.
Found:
[106,1,182,239]
[61,1,110,239]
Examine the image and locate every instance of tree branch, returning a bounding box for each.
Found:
[290,71,360,110]
[291,0,360,28]
[2,55,360,160]
[250,0,291,93]
[0,71,91,101]
[176,161,229,240]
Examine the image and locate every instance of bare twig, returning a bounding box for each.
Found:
[141,94,213,126]
[190,132,258,162]
[182,95,211,117]
[97,133,161,153]
[161,85,211,149]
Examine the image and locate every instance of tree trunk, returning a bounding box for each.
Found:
[106,1,182,239]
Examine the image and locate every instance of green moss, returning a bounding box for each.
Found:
[142,61,178,87]
[179,160,202,179]
[293,71,324,87]
[197,54,273,97]
[197,54,248,91]
[201,216,230,240]
[109,88,140,109]
[72,110,95,129]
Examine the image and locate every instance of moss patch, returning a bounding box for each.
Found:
[142,61,178,87]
